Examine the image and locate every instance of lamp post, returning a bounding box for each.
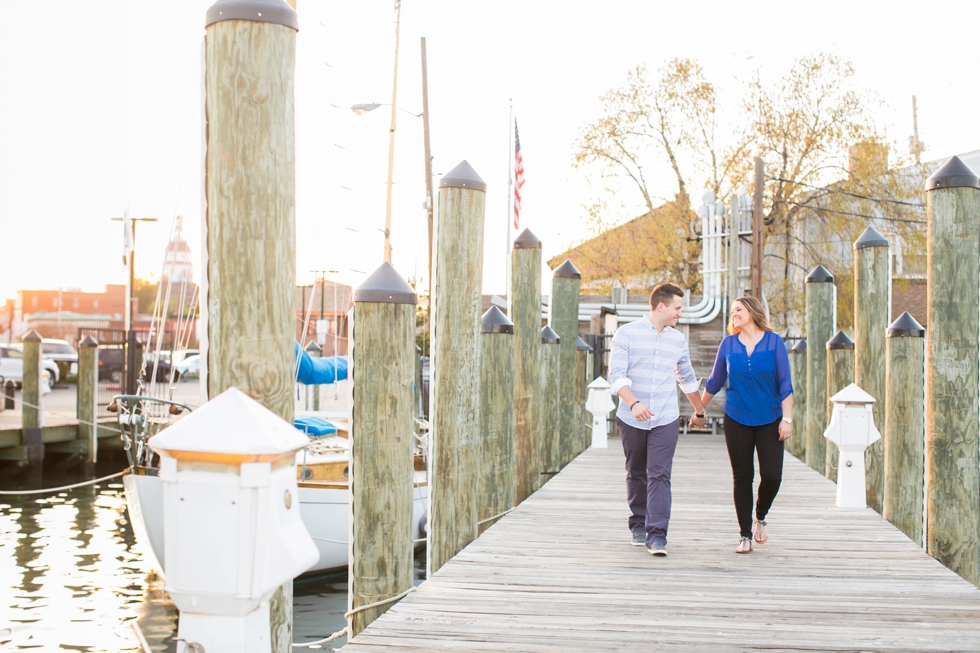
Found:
[110,215,158,331]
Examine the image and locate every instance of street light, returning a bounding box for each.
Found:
[110,215,158,332]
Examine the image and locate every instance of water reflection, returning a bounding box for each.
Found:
[1,463,425,652]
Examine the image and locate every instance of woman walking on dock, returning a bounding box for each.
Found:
[695,297,793,554]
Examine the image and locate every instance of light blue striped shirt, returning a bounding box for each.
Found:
[608,316,700,429]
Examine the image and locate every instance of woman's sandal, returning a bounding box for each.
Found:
[754,519,768,544]
[735,536,752,554]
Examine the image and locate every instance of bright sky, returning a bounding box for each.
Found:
[1,0,978,302]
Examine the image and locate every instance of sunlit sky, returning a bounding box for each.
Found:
[1,1,978,302]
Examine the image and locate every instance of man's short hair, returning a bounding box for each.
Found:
[649,283,684,310]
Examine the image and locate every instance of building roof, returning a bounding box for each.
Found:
[295,280,354,315]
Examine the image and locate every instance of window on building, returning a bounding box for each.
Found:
[31,297,38,308]
[73,297,79,309]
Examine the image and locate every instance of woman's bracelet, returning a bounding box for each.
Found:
[629,400,640,409]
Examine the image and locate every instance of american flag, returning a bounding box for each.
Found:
[513,120,525,230]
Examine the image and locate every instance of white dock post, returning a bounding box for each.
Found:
[586,377,615,449]
[823,383,881,509]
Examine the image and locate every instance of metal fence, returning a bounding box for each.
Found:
[77,328,175,417]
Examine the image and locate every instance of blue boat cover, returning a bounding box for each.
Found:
[294,343,349,385]
[294,415,338,437]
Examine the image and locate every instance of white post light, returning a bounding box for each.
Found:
[149,388,318,653]
[823,383,881,509]
[586,376,616,449]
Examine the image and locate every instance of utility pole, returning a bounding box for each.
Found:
[421,37,434,297]
[911,95,923,165]
[751,157,764,300]
[111,215,158,331]
[382,0,402,263]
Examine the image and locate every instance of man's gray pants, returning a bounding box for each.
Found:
[618,417,680,546]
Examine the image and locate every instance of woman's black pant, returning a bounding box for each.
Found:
[723,414,783,539]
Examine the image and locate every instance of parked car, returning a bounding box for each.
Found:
[2,345,60,387]
[96,349,181,383]
[171,349,199,366]
[0,345,53,393]
[40,338,78,380]
[175,354,200,378]
[143,352,182,383]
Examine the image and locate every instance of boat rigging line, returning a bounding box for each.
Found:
[765,175,926,208]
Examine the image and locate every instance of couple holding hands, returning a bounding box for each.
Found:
[609,283,792,556]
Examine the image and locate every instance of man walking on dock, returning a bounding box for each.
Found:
[609,283,708,556]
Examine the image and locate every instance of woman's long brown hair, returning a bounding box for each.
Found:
[728,296,774,335]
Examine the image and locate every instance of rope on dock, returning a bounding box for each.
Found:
[312,536,428,545]
[0,470,126,496]
[477,506,515,526]
[292,626,348,648]
[345,585,417,619]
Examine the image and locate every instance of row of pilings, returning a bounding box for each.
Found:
[789,156,980,587]
[348,161,593,637]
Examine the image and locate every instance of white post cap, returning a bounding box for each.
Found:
[587,376,611,390]
[829,383,876,405]
[149,387,309,460]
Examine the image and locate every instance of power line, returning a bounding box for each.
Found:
[773,200,926,224]
[766,176,926,208]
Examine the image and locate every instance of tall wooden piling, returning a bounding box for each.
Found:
[540,326,561,478]
[883,312,926,546]
[804,265,835,474]
[479,307,515,534]
[925,156,980,585]
[550,260,581,468]
[203,1,298,648]
[787,338,807,460]
[304,341,321,411]
[77,336,98,464]
[21,329,43,466]
[428,160,486,575]
[854,226,890,512]
[826,331,854,479]
[575,336,591,457]
[512,228,543,503]
[349,263,417,637]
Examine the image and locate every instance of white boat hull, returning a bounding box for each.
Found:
[123,473,428,576]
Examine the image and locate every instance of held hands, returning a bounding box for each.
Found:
[630,401,653,422]
[687,414,708,429]
[778,419,791,441]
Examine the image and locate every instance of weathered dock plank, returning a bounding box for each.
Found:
[343,434,980,652]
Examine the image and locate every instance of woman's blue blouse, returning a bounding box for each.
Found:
[704,331,793,427]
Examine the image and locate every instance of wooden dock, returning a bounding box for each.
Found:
[344,434,980,652]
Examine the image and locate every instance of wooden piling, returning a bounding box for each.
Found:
[787,338,807,460]
[428,160,486,575]
[854,226,890,513]
[804,265,835,474]
[826,331,854,480]
[575,337,591,457]
[540,326,561,478]
[203,2,298,648]
[550,260,581,469]
[924,156,980,585]
[883,312,926,546]
[512,228,543,503]
[349,263,417,637]
[304,341,321,411]
[21,329,41,430]
[479,306,515,534]
[77,336,98,464]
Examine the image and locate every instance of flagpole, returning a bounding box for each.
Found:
[506,101,514,313]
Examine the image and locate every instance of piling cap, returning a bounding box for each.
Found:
[205,0,299,30]
[513,228,542,249]
[353,262,418,305]
[22,330,42,343]
[541,325,561,344]
[854,226,889,250]
[553,259,581,279]
[481,306,514,334]
[926,155,980,191]
[150,387,309,457]
[790,337,806,354]
[587,376,611,390]
[887,311,925,338]
[304,341,322,352]
[805,264,834,283]
[438,160,486,192]
[827,330,854,350]
[576,336,591,351]
[79,335,99,348]
[829,383,876,405]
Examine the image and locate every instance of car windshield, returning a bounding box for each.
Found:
[2,348,22,359]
